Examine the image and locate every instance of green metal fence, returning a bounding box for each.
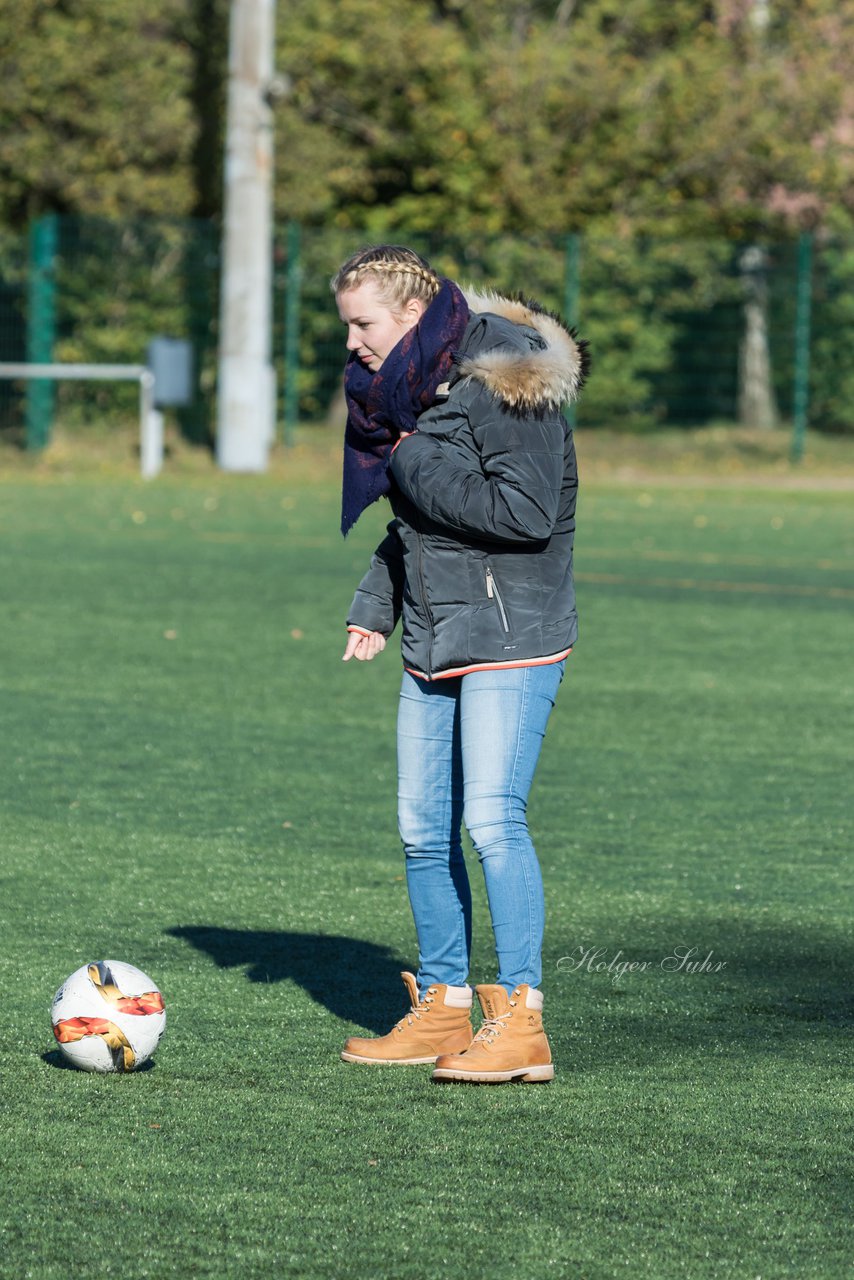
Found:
[0,227,28,444]
[280,228,825,445]
[1,214,220,449]
[3,216,854,453]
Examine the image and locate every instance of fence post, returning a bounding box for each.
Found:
[563,233,581,428]
[283,220,302,447]
[26,212,59,450]
[791,231,813,463]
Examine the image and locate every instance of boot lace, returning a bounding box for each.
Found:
[394,986,438,1033]
[472,996,517,1044]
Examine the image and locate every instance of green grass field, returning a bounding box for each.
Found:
[1,439,851,1279]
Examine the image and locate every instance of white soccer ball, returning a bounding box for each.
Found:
[51,960,166,1073]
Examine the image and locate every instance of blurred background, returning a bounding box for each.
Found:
[1,0,853,461]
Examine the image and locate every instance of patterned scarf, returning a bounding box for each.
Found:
[340,278,471,535]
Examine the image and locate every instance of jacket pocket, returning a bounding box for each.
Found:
[485,564,511,634]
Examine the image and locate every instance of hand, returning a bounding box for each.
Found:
[390,430,415,456]
[342,630,387,662]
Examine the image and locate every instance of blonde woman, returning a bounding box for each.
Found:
[333,245,587,1083]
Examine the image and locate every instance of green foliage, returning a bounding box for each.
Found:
[0,227,27,431]
[0,8,851,250]
[49,216,218,441]
[568,238,738,427]
[0,0,196,225]
[275,0,854,240]
[183,0,230,219]
[1,1,853,241]
[809,241,854,433]
[4,3,854,438]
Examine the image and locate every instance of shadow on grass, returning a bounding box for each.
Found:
[41,1048,156,1072]
[546,915,854,1068]
[166,925,408,1033]
[167,918,854,1051]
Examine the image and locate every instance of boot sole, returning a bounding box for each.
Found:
[432,1063,555,1084]
[340,1050,439,1065]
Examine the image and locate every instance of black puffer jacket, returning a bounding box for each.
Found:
[347,289,587,681]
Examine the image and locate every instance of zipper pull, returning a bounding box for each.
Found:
[485,567,494,598]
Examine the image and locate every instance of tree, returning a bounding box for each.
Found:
[2,1,853,241]
[273,0,854,240]
[0,0,197,226]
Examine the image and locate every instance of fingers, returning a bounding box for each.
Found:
[342,631,363,661]
[361,632,386,660]
[342,631,387,662]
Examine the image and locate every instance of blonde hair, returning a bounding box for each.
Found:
[330,245,441,313]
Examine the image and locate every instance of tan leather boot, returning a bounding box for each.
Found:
[341,971,473,1065]
[432,983,554,1083]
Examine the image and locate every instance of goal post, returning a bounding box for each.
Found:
[0,362,162,477]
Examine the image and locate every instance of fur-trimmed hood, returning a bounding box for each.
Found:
[457,288,589,413]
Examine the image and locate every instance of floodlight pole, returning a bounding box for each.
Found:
[216,0,277,472]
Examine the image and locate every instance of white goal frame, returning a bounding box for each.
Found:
[0,362,163,478]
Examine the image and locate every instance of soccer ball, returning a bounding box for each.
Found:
[51,960,166,1073]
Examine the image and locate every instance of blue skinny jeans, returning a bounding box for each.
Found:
[396,660,565,996]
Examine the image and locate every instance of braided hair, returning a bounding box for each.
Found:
[330,245,442,313]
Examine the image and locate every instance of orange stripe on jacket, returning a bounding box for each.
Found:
[405,648,572,682]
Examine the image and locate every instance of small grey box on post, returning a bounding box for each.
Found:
[146,338,193,407]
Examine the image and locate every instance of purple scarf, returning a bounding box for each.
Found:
[340,278,471,535]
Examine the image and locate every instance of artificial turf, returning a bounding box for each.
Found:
[0,456,851,1278]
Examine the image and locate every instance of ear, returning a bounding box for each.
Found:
[403,296,427,325]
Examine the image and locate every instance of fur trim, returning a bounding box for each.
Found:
[459,287,589,412]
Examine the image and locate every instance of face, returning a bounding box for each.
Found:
[337,281,426,372]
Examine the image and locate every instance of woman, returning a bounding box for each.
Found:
[333,245,587,1083]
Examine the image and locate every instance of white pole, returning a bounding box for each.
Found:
[139,371,163,479]
[216,0,277,472]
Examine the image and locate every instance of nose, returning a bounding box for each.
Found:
[345,327,361,352]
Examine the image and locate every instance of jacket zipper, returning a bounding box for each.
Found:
[415,522,434,677]
[485,566,510,633]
